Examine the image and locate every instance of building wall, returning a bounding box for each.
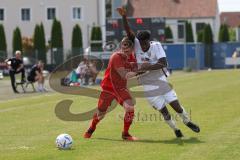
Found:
[166,17,220,43]
[0,0,105,54]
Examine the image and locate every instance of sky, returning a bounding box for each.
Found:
[218,0,240,12]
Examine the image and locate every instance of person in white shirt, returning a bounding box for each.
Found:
[117,7,200,138]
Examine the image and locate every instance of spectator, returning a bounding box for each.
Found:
[5,50,26,93]
[88,60,98,84]
[75,58,88,80]
[27,60,46,92]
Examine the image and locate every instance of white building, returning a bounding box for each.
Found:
[0,0,106,54]
[112,0,220,43]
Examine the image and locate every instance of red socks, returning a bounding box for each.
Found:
[123,111,134,134]
[89,111,134,135]
[90,113,100,130]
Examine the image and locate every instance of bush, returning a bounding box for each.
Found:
[90,26,102,51]
[0,24,7,52]
[12,27,22,53]
[203,24,213,68]
[71,24,83,57]
[218,24,230,42]
[186,22,194,42]
[51,19,63,65]
[197,30,204,42]
[164,26,173,43]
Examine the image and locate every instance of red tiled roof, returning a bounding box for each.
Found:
[220,12,240,27]
[127,0,218,18]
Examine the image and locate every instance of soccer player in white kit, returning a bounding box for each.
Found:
[117,7,200,137]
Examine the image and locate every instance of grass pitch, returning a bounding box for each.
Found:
[0,69,240,160]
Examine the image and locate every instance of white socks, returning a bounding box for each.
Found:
[165,119,178,131]
[37,83,46,92]
[178,107,190,124]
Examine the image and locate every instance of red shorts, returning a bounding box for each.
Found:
[97,88,132,112]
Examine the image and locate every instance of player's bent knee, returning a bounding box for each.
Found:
[123,100,134,112]
[162,113,171,121]
[97,110,106,120]
[160,107,171,120]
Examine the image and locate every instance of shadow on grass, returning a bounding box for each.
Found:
[93,137,204,145]
[57,148,76,151]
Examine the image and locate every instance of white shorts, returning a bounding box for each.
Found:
[142,75,178,110]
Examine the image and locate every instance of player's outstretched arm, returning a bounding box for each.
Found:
[116,7,135,41]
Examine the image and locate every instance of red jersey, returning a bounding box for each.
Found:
[101,51,136,92]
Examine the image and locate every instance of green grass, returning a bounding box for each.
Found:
[0,69,240,160]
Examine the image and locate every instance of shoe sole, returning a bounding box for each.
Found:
[122,136,139,141]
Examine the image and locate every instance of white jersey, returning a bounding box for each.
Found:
[134,38,177,110]
[134,38,169,79]
[134,38,166,64]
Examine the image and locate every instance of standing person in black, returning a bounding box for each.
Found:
[5,50,26,93]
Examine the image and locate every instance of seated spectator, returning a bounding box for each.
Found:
[75,58,88,80]
[88,60,98,84]
[27,60,46,92]
[74,59,99,85]
[5,50,26,93]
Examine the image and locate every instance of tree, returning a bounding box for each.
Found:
[71,24,83,57]
[51,19,63,65]
[39,23,46,63]
[12,27,22,53]
[218,24,230,42]
[197,30,204,42]
[203,24,213,44]
[33,24,41,54]
[0,24,7,58]
[33,23,46,63]
[90,26,102,51]
[186,22,194,42]
[164,26,173,43]
[203,24,213,68]
[229,28,236,42]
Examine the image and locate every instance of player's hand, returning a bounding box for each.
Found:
[125,72,137,79]
[116,7,127,16]
[140,61,151,70]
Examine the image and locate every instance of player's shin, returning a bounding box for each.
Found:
[90,113,101,131]
[84,113,100,138]
[165,119,178,131]
[177,107,190,124]
[160,107,178,130]
[178,107,200,133]
[123,111,134,134]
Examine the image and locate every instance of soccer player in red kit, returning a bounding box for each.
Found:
[84,37,138,141]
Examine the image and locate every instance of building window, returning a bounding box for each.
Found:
[21,8,30,21]
[177,21,186,39]
[196,23,205,33]
[178,24,184,39]
[47,8,56,20]
[0,9,4,21]
[72,7,81,20]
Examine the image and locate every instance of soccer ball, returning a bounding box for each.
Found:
[55,133,73,149]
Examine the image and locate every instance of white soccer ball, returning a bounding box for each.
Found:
[55,133,73,149]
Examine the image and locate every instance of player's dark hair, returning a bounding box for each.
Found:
[136,31,151,41]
